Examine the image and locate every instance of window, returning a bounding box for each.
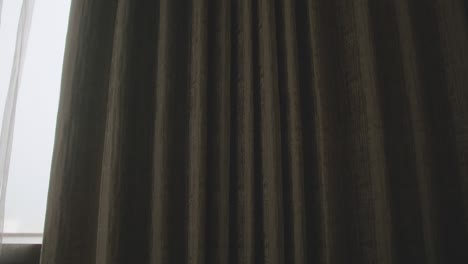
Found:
[0,0,71,244]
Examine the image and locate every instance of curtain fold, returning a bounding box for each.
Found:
[41,0,468,263]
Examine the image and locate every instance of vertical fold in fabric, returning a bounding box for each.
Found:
[40,1,118,263]
[151,1,172,262]
[204,0,231,263]
[95,1,159,263]
[352,1,393,263]
[306,0,394,262]
[368,1,430,263]
[187,0,209,263]
[274,0,306,263]
[393,1,437,263]
[151,1,191,263]
[394,0,468,262]
[433,0,468,232]
[257,0,284,263]
[94,1,132,261]
[39,0,468,263]
[305,1,334,262]
[229,0,256,263]
[403,0,468,262]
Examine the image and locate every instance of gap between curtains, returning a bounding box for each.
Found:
[41,0,468,263]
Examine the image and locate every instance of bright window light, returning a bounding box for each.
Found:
[0,0,71,244]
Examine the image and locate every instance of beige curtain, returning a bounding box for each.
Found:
[41,0,468,263]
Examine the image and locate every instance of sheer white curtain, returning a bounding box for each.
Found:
[0,0,3,25]
[0,0,35,248]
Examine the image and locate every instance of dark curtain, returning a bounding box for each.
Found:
[40,0,468,263]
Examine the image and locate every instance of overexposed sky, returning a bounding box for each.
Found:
[0,0,71,236]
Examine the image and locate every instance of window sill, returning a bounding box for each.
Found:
[2,233,42,244]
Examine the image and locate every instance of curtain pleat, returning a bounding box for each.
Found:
[41,0,468,263]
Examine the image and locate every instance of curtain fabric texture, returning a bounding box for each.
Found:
[41,0,468,263]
